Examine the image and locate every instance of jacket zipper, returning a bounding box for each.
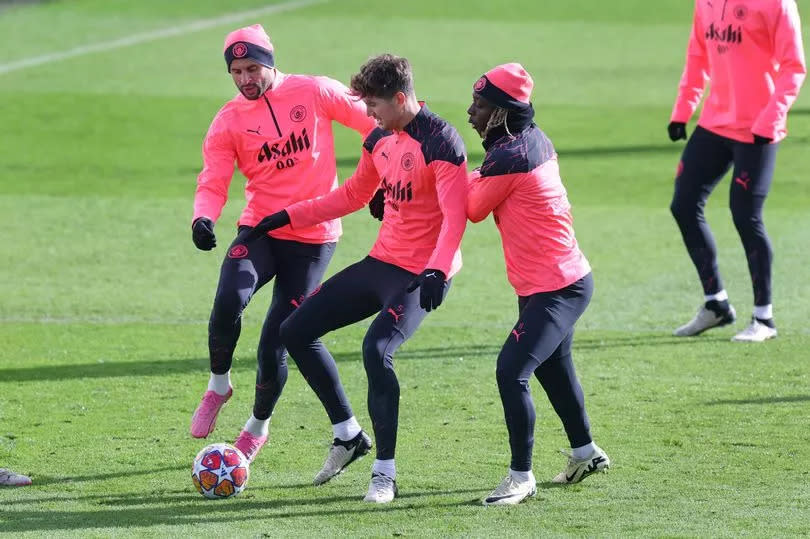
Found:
[263,95,282,137]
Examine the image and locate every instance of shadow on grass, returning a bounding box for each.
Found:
[0,486,486,532]
[705,395,810,405]
[30,464,189,486]
[0,333,732,382]
[0,344,507,382]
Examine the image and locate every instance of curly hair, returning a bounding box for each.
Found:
[350,54,413,99]
[482,107,512,139]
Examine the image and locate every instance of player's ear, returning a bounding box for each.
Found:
[394,91,407,107]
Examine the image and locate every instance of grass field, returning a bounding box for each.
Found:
[1,0,809,536]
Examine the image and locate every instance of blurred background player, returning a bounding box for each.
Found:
[0,468,31,487]
[667,0,805,342]
[248,53,468,503]
[189,24,375,462]
[466,64,609,505]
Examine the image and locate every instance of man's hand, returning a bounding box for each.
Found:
[368,189,385,221]
[667,122,687,142]
[753,134,773,145]
[406,269,448,312]
[242,210,291,243]
[192,217,216,251]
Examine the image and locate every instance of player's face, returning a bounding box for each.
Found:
[230,59,275,100]
[363,93,404,131]
[467,93,495,137]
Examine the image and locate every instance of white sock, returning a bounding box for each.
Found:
[333,416,361,441]
[509,468,535,484]
[243,414,269,437]
[753,304,773,320]
[373,459,396,479]
[207,372,231,395]
[704,290,728,302]
[572,442,597,460]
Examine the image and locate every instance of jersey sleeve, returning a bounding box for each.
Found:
[671,1,710,123]
[466,169,515,223]
[425,159,469,276]
[316,76,376,138]
[193,111,236,224]
[751,0,807,140]
[286,142,381,229]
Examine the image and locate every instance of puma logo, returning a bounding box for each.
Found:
[247,125,261,135]
[511,322,526,342]
[387,308,403,323]
[734,174,751,190]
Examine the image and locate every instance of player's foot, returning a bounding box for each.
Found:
[190,387,233,438]
[233,430,267,463]
[0,468,32,487]
[674,302,736,337]
[363,472,398,503]
[483,474,537,506]
[732,317,777,342]
[552,447,610,484]
[313,430,372,486]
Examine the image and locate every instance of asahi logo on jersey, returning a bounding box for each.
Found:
[258,128,311,169]
[705,23,742,44]
[381,177,413,203]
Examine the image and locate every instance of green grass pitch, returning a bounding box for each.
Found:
[1,0,809,536]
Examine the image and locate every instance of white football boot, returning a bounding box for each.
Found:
[552,447,610,484]
[313,431,372,486]
[732,318,777,342]
[363,472,398,503]
[483,474,537,506]
[674,304,736,336]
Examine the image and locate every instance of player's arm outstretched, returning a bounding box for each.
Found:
[246,131,384,240]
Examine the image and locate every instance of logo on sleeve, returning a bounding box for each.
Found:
[290,105,307,123]
[232,43,248,58]
[401,152,415,171]
[733,4,747,20]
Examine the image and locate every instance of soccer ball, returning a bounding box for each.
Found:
[192,443,249,499]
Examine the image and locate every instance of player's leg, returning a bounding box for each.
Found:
[670,127,737,336]
[484,274,595,505]
[361,263,443,503]
[234,240,337,462]
[191,230,277,438]
[729,141,779,342]
[279,256,383,484]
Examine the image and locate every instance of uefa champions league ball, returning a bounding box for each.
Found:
[192,443,249,499]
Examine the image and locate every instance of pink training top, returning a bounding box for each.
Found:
[467,127,591,296]
[671,0,806,143]
[194,72,376,243]
[287,104,468,278]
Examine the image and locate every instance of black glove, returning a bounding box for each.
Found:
[243,210,290,243]
[406,269,448,312]
[753,134,773,145]
[667,122,687,142]
[192,217,216,251]
[368,189,385,221]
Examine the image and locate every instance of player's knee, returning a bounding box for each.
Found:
[278,316,302,350]
[362,336,392,374]
[495,359,523,389]
[669,197,693,223]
